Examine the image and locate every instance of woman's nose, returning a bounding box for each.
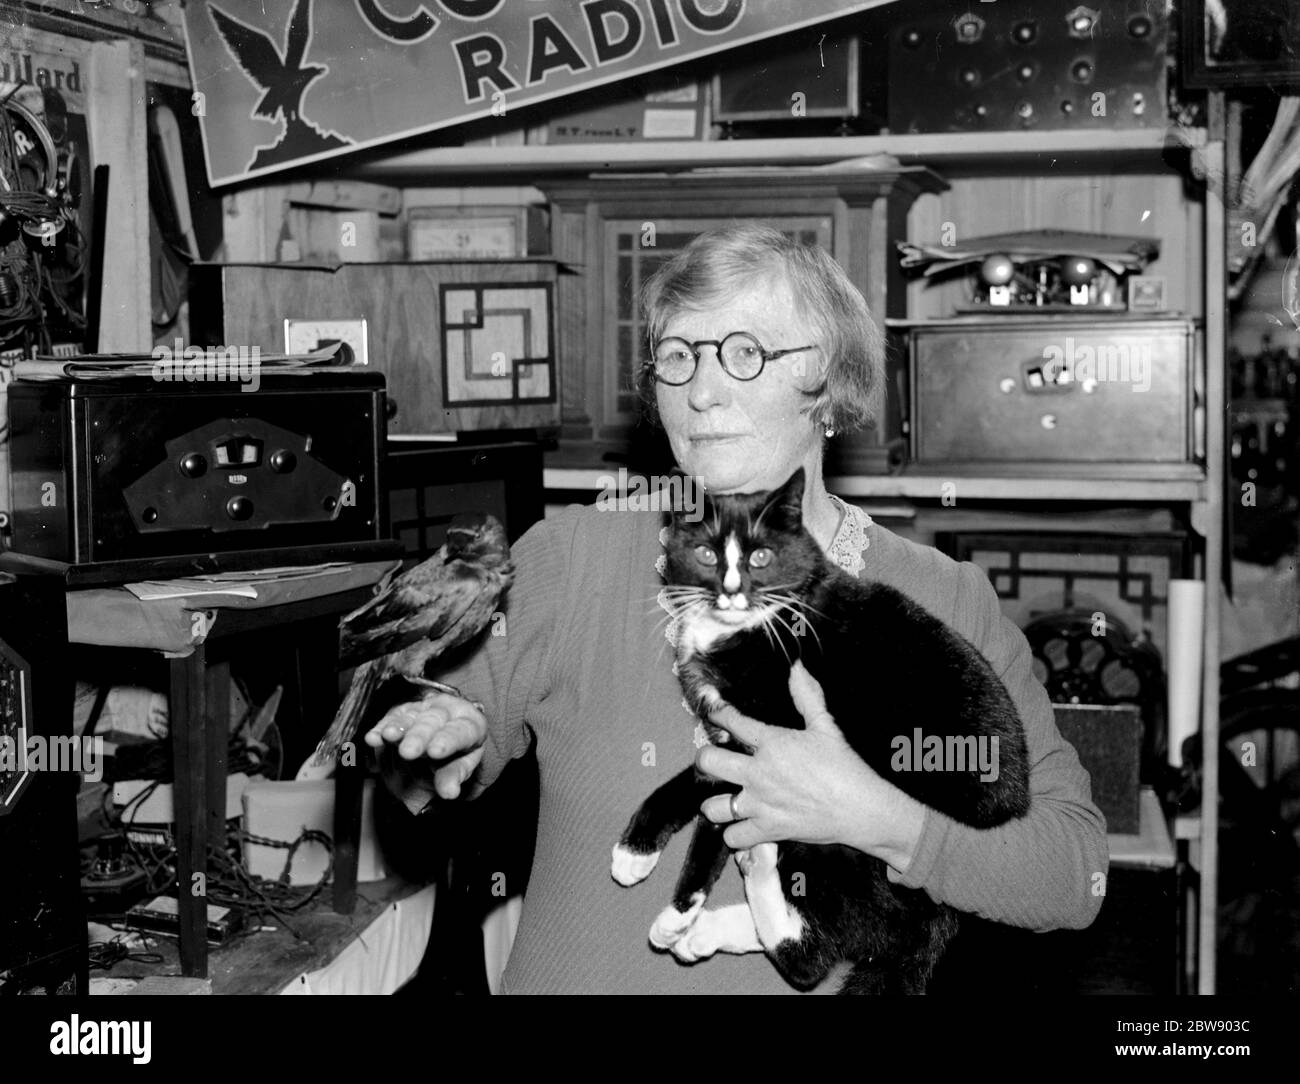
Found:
[686,346,730,411]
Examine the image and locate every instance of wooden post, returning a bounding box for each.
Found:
[169,647,209,978]
[1198,90,1227,996]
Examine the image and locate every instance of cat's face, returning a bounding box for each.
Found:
[663,468,822,654]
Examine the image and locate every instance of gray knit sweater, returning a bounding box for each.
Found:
[429,504,1108,994]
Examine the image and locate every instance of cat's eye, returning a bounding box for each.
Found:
[749,547,773,569]
[694,545,718,566]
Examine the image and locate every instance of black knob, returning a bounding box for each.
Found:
[1012,21,1037,44]
[142,507,158,524]
[270,449,297,473]
[901,27,922,48]
[179,453,207,478]
[959,66,980,87]
[1071,60,1094,83]
[321,495,337,512]
[226,496,254,521]
[1016,63,1035,82]
[1061,100,1075,115]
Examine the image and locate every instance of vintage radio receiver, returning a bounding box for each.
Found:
[889,0,1168,133]
[901,315,1199,475]
[5,370,397,585]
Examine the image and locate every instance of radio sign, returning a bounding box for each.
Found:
[183,0,893,185]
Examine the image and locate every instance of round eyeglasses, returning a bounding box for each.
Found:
[646,332,818,386]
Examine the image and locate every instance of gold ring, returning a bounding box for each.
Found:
[730,792,742,821]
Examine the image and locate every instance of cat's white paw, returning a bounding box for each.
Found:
[672,904,763,962]
[648,892,705,949]
[611,844,660,886]
[670,921,715,963]
[671,908,725,962]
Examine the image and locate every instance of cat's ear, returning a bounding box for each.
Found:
[669,479,712,530]
[775,467,806,512]
[762,467,806,528]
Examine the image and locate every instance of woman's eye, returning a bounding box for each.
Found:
[749,548,773,568]
[694,545,717,566]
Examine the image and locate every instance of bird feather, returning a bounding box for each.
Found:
[296,513,512,780]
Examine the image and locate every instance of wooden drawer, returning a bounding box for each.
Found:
[909,317,1196,470]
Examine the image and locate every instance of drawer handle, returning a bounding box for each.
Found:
[1041,414,1057,429]
[999,377,1016,394]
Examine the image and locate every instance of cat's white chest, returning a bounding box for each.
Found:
[676,610,738,662]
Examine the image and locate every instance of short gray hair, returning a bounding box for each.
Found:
[637,222,885,433]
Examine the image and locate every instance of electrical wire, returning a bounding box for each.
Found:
[88,933,164,971]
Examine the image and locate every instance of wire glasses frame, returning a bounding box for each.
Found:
[645,331,819,386]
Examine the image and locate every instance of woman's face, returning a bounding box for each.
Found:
[655,276,823,495]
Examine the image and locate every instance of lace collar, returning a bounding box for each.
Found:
[826,493,872,578]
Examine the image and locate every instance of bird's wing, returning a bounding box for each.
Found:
[338,576,478,668]
[283,0,314,71]
[210,5,286,91]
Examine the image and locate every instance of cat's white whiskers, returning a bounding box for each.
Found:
[762,609,802,663]
[758,609,796,666]
[778,600,823,654]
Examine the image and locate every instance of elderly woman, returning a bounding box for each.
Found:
[370,223,1107,994]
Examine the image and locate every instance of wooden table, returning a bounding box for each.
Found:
[63,561,397,978]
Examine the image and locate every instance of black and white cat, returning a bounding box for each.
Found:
[611,468,1031,994]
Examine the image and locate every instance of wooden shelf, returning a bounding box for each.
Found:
[98,879,427,995]
[356,128,1201,180]
[543,467,1207,503]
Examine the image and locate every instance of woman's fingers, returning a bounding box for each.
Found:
[433,745,485,800]
[788,661,836,731]
[696,743,751,785]
[364,692,487,762]
[699,792,736,824]
[707,701,766,749]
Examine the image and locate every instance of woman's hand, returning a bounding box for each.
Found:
[363,690,487,813]
[696,661,926,873]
